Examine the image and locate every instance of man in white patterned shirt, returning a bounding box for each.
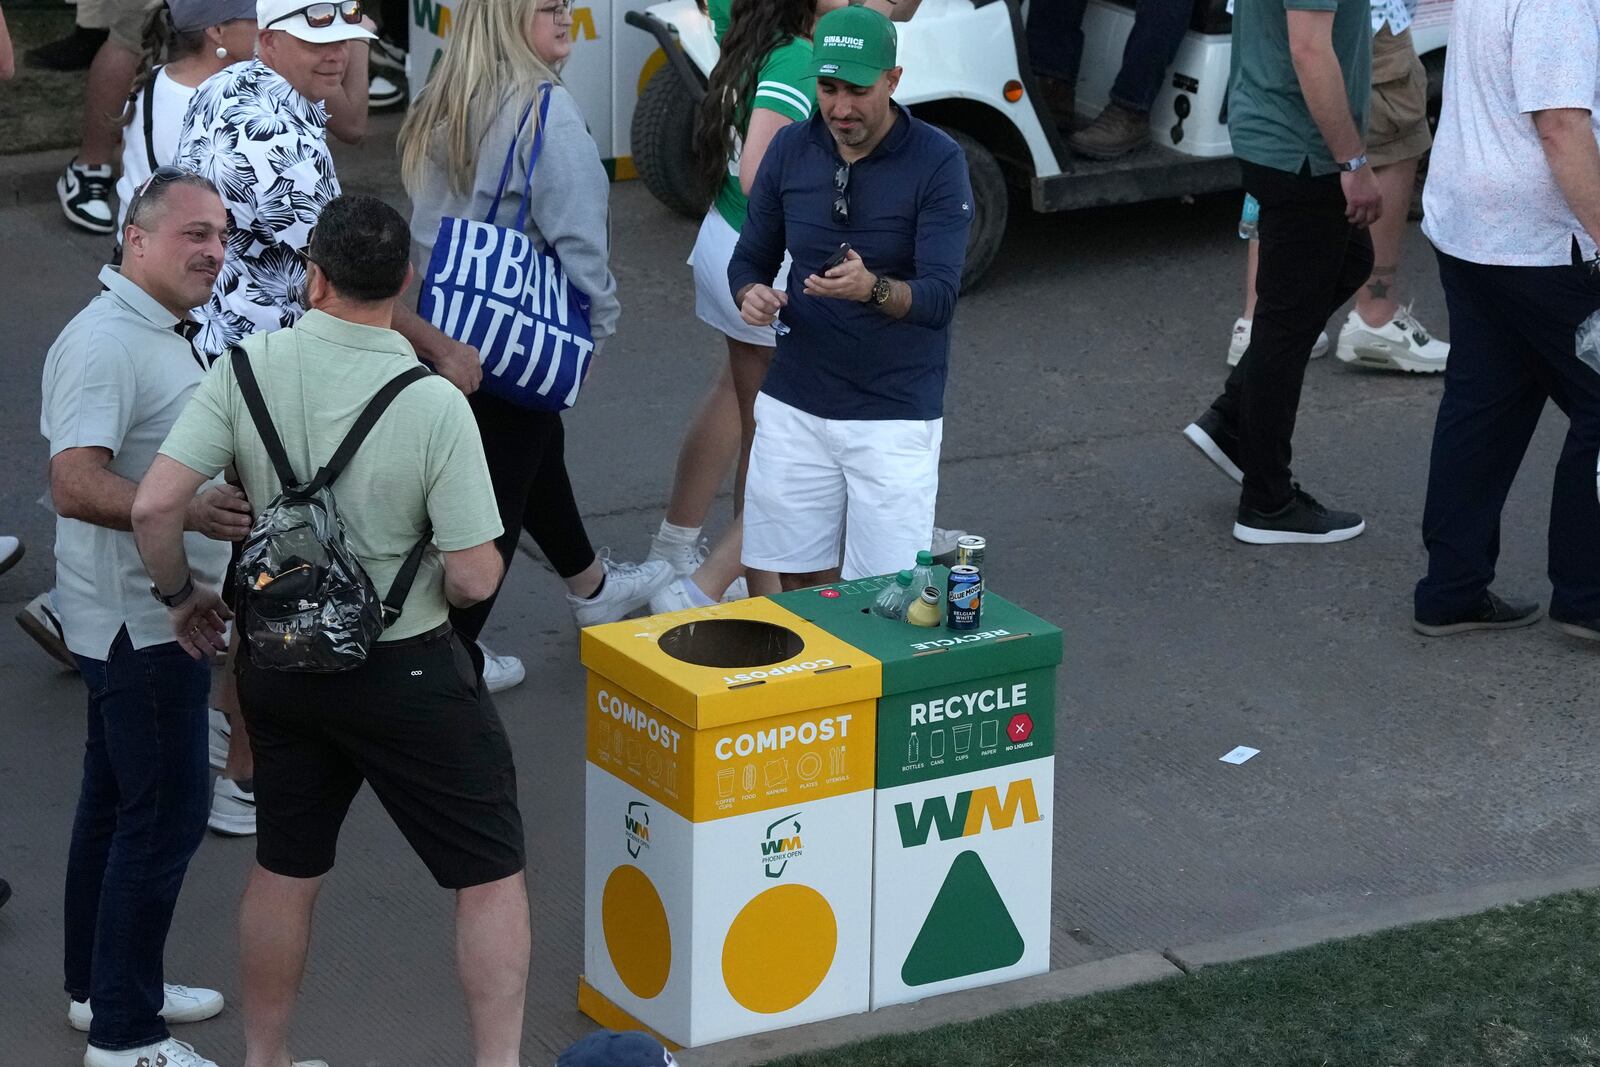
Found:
[174,0,375,361]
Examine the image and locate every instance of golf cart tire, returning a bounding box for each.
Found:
[942,127,1007,293]
[632,64,703,219]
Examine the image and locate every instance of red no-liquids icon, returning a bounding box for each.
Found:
[1008,713,1034,743]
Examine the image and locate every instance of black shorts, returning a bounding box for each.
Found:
[238,626,525,889]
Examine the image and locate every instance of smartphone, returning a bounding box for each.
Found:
[821,242,852,271]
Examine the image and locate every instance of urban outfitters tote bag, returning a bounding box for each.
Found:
[418,84,595,411]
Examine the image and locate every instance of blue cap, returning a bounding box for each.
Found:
[556,1031,676,1067]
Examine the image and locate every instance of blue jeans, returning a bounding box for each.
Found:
[64,627,210,1051]
[1414,253,1600,624]
[1025,0,1192,113]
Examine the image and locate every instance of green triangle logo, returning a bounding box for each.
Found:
[901,850,1025,987]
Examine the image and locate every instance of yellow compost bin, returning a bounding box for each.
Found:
[577,598,882,1048]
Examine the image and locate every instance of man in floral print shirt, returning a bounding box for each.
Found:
[173,0,375,362]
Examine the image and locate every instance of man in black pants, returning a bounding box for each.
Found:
[1183,0,1380,544]
[1409,0,1600,638]
[134,196,531,1067]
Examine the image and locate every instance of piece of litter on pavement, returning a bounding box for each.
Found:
[1219,746,1260,765]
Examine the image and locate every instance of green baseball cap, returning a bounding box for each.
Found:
[809,5,898,87]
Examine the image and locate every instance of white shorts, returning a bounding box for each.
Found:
[689,210,791,347]
[742,393,942,580]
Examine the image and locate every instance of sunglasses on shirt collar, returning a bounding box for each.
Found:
[266,0,363,30]
[832,161,851,226]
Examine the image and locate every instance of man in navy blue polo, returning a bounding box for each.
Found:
[729,4,971,590]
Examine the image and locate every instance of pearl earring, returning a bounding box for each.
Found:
[215,46,228,59]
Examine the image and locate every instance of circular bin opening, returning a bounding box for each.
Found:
[658,619,805,669]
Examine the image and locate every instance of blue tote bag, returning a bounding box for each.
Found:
[419,84,595,411]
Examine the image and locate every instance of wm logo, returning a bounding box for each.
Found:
[895,779,1040,848]
[412,0,452,35]
[624,801,650,859]
[761,812,803,879]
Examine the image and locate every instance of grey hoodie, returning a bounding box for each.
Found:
[410,83,621,341]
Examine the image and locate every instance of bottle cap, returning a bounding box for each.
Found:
[919,587,939,603]
[916,550,934,566]
[896,570,914,585]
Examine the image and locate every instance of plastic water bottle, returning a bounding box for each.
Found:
[909,550,936,597]
[872,570,916,622]
[1238,194,1260,241]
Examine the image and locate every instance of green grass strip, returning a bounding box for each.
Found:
[772,890,1600,1067]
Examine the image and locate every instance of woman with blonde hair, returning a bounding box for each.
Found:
[396,0,672,689]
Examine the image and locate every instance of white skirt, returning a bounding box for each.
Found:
[689,209,792,346]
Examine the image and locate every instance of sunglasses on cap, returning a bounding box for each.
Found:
[266,0,362,30]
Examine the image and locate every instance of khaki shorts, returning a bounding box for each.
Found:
[76,0,161,51]
[1367,26,1432,168]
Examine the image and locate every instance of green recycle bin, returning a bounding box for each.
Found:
[774,570,1062,1009]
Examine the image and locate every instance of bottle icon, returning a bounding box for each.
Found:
[907,733,920,763]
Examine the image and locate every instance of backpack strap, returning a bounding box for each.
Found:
[302,365,435,496]
[381,535,432,627]
[230,344,301,490]
[142,69,160,173]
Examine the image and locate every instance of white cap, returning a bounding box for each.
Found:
[257,0,376,43]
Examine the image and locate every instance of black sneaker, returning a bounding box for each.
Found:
[1182,408,1243,484]
[58,160,116,234]
[1233,485,1364,545]
[1549,613,1600,642]
[1413,590,1544,637]
[25,26,108,71]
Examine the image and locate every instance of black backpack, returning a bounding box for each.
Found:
[231,344,433,673]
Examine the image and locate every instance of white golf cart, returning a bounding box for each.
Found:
[627,0,1453,290]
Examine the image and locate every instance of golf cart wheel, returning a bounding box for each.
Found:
[632,64,703,219]
[941,127,1007,293]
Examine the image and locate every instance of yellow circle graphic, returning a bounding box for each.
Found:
[602,865,672,1000]
[721,884,837,1014]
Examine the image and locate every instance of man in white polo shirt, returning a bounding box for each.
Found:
[42,168,250,1067]
[1411,0,1600,638]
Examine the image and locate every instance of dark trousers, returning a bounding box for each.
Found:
[1413,251,1600,624]
[1210,161,1374,512]
[450,391,597,642]
[1026,0,1191,113]
[64,628,210,1051]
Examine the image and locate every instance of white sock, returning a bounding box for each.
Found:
[656,520,701,545]
[682,578,718,608]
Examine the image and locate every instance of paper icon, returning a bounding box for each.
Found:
[1219,746,1260,765]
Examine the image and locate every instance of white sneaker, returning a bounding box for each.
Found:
[649,577,705,616]
[569,554,676,628]
[208,777,256,837]
[84,1039,219,1067]
[646,531,709,578]
[1335,305,1449,373]
[367,72,406,110]
[58,159,116,234]
[929,526,968,563]
[71,984,225,1032]
[0,535,22,575]
[721,576,749,602]
[477,642,526,693]
[1226,317,1330,367]
[208,709,230,771]
[16,590,78,669]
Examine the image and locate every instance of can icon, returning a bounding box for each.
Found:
[947,566,982,630]
[956,536,986,569]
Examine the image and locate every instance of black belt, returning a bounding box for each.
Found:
[377,621,454,649]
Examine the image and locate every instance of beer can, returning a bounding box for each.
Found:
[947,565,982,630]
[956,535,986,569]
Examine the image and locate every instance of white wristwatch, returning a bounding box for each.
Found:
[1338,154,1369,173]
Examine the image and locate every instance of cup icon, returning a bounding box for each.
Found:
[717,767,735,798]
[953,723,972,754]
